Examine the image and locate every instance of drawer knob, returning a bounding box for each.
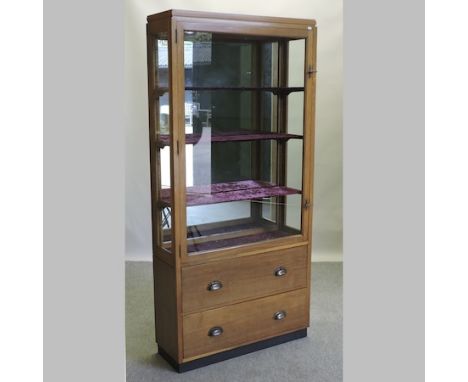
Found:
[208,326,223,337]
[274,267,287,277]
[273,310,287,320]
[207,280,223,291]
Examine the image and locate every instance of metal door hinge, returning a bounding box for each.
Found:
[304,200,311,209]
[307,65,317,78]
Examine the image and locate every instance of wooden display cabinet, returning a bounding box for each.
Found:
[146,9,317,372]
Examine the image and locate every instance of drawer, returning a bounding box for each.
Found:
[183,288,309,359]
[182,246,308,313]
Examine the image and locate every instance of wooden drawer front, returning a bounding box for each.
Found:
[182,246,308,313]
[183,288,308,359]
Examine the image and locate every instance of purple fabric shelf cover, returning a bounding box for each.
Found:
[157,131,302,147]
[160,180,301,207]
[188,230,292,253]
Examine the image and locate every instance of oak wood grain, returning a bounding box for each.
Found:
[183,288,308,359]
[148,9,316,27]
[182,246,308,313]
[153,258,179,360]
[147,11,317,364]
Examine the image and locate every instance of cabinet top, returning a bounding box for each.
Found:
[147,9,316,26]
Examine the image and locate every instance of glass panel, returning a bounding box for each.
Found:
[183,31,306,254]
[288,38,305,87]
[155,37,169,87]
[153,33,172,254]
[184,32,278,88]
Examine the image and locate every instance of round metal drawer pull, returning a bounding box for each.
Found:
[273,311,287,320]
[208,326,223,337]
[274,267,287,277]
[207,280,223,291]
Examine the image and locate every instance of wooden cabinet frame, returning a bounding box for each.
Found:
[146,10,317,372]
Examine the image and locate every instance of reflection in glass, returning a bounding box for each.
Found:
[180,31,306,254]
[153,33,173,253]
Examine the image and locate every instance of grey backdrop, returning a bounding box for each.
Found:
[44,0,424,381]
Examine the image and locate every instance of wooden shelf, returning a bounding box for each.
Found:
[157,131,302,147]
[160,180,301,207]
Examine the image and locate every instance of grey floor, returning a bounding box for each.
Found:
[126,262,342,382]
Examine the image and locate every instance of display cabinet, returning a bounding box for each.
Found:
[146,9,317,372]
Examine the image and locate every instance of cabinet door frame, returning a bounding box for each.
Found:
[169,17,317,266]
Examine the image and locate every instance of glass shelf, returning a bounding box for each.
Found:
[159,180,301,207]
[156,131,302,147]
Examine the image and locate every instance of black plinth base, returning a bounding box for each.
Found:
[158,328,307,373]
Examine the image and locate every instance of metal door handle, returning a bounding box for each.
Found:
[274,267,287,277]
[273,311,287,320]
[207,280,223,291]
[208,326,223,337]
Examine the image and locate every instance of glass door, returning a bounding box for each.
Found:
[177,30,307,255]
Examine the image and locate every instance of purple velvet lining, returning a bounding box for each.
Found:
[187,230,293,253]
[160,180,301,207]
[157,131,302,147]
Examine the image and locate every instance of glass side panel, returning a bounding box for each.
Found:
[155,37,169,88]
[285,91,304,230]
[183,31,306,254]
[153,33,172,254]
